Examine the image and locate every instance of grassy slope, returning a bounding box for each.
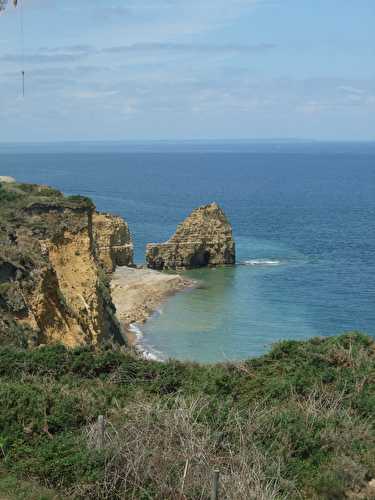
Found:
[0,333,374,499]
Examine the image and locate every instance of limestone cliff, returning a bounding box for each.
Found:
[0,181,124,348]
[146,202,235,270]
[0,176,16,184]
[93,212,134,273]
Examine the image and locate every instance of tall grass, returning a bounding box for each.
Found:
[82,397,283,499]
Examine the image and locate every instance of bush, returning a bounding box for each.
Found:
[0,333,373,498]
[8,433,104,489]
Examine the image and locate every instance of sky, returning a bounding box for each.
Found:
[0,0,374,142]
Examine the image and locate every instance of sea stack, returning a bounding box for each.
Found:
[93,212,134,273]
[146,202,235,270]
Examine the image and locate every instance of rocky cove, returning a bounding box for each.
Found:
[1,167,375,500]
[0,178,235,353]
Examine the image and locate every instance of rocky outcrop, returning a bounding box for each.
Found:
[146,202,235,270]
[0,182,124,348]
[93,212,134,273]
[0,176,16,183]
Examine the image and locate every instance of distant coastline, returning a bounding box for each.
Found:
[1,140,375,156]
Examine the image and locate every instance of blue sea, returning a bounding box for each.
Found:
[1,141,375,362]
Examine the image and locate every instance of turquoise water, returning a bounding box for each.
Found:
[2,141,375,361]
[142,238,315,362]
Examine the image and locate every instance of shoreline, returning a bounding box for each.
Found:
[111,266,196,358]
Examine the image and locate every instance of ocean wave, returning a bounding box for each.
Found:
[128,322,143,338]
[242,259,283,267]
[129,323,165,362]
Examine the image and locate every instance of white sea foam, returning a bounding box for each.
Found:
[129,322,143,340]
[242,259,282,267]
[129,322,165,362]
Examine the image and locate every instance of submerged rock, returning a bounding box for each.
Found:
[93,212,134,273]
[146,202,235,270]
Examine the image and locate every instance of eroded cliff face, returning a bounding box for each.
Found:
[0,182,124,348]
[146,202,235,270]
[93,212,134,273]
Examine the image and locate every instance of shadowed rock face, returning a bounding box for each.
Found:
[146,203,235,270]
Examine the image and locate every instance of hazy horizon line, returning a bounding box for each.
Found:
[1,138,375,146]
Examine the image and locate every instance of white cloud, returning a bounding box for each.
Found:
[103,42,276,55]
[88,0,264,45]
[296,100,330,115]
[338,85,365,95]
[71,89,119,100]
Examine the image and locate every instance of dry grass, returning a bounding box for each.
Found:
[81,396,284,500]
[77,384,375,499]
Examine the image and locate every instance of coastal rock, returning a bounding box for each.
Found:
[93,212,134,273]
[0,182,123,348]
[146,202,235,270]
[0,176,16,183]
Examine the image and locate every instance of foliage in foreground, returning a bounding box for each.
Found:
[0,332,374,499]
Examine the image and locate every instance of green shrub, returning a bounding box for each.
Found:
[8,433,104,489]
[0,333,373,498]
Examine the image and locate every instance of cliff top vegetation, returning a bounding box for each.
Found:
[0,332,374,499]
[0,181,95,261]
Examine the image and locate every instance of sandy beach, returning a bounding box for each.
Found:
[111,266,195,348]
